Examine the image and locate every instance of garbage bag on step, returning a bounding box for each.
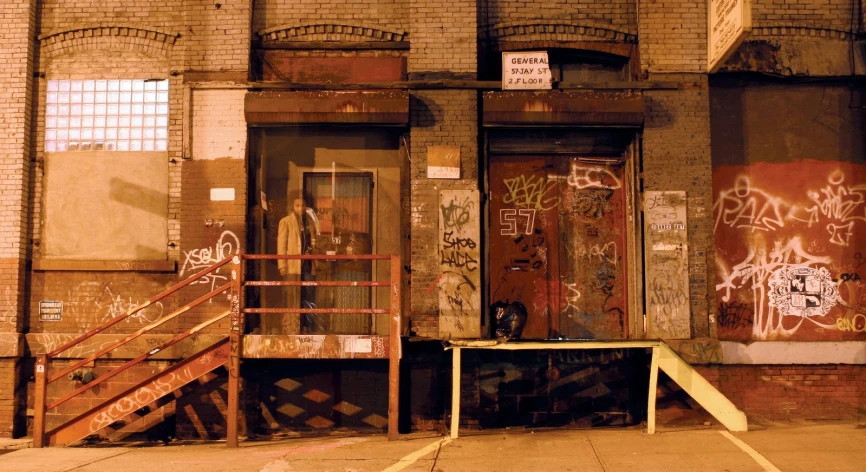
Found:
[491,301,527,340]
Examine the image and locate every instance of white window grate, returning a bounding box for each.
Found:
[45,79,169,152]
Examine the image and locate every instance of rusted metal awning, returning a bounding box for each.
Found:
[245,90,409,125]
[483,90,644,127]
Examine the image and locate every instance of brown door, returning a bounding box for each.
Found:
[489,155,628,340]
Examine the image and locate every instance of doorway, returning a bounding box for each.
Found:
[247,127,404,336]
[489,155,629,340]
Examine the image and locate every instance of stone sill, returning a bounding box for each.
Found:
[32,259,177,272]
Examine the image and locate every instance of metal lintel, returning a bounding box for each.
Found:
[244,90,409,125]
[482,90,644,127]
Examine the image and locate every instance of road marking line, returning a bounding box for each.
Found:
[719,431,782,472]
[381,437,452,472]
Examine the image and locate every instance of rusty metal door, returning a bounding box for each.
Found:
[489,155,628,340]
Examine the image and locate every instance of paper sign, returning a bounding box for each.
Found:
[39,300,63,321]
[210,188,235,201]
[502,52,553,90]
[427,145,461,179]
[347,338,372,353]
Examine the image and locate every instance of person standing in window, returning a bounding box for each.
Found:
[277,197,316,333]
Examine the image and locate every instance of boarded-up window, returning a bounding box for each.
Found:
[41,79,169,261]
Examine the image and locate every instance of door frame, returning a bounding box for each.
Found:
[292,166,384,333]
[483,134,644,340]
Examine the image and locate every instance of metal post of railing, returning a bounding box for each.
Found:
[226,255,243,448]
[388,255,401,440]
[32,354,48,448]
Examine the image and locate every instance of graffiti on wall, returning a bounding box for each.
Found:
[63,281,165,328]
[713,160,866,341]
[489,158,627,340]
[1,287,13,325]
[644,191,690,339]
[438,190,481,339]
[179,230,240,292]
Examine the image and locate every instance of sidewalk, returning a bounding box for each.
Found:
[0,422,863,471]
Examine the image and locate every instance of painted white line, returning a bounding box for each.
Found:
[719,431,782,472]
[381,437,452,472]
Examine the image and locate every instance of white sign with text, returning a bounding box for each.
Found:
[502,52,553,90]
[708,0,752,73]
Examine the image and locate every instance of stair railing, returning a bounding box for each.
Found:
[33,256,236,447]
[236,253,402,443]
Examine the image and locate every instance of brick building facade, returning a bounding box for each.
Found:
[0,0,864,440]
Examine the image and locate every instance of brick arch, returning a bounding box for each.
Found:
[38,24,180,58]
[258,23,407,42]
[487,21,636,45]
[749,25,854,41]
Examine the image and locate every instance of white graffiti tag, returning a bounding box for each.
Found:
[715,236,837,340]
[713,175,787,233]
[180,230,240,291]
[566,163,622,190]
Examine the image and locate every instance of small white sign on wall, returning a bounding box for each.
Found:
[210,188,235,201]
[502,52,553,90]
[427,145,461,179]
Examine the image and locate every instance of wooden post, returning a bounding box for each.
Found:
[33,354,48,448]
[647,345,660,434]
[226,256,243,448]
[450,347,461,439]
[387,255,401,440]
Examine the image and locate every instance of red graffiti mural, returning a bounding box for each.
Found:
[714,160,866,341]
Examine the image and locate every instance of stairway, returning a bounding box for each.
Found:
[45,339,229,446]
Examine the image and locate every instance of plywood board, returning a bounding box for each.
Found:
[438,190,481,339]
[43,151,168,260]
[644,191,690,339]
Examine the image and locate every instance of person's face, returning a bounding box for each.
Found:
[292,199,305,216]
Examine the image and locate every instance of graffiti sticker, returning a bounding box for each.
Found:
[768,267,838,317]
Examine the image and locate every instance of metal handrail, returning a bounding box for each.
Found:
[244,254,391,260]
[47,310,231,411]
[46,256,233,358]
[49,283,231,383]
[34,255,236,448]
[34,252,403,448]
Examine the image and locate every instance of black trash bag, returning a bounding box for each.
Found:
[491,301,527,340]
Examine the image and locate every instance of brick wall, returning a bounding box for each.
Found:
[408,90,478,337]
[183,0,251,72]
[409,0,477,77]
[252,0,409,35]
[660,365,866,423]
[643,78,715,338]
[638,1,706,73]
[482,0,637,33]
[191,90,248,160]
[752,0,858,31]
[0,0,36,438]
[178,158,247,334]
[33,359,174,434]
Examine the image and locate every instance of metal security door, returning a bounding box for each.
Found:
[489,155,628,340]
[555,158,627,339]
[489,155,560,339]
